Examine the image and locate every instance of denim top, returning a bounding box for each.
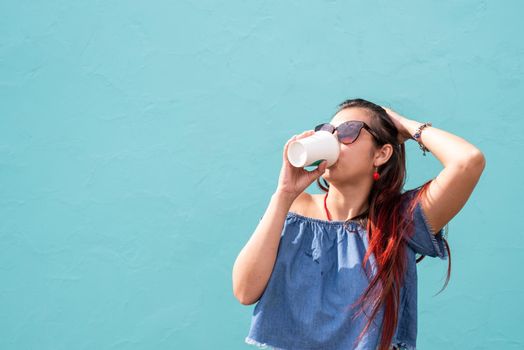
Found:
[245,188,448,350]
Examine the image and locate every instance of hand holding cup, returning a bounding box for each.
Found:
[276,130,331,200]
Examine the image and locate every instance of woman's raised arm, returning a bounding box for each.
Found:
[383,106,486,234]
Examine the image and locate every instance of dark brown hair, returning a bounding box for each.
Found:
[316,98,451,350]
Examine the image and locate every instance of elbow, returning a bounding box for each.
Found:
[239,297,258,306]
[233,289,258,306]
[232,285,247,305]
[232,276,258,306]
[232,256,263,305]
[469,149,486,171]
[456,148,486,172]
[233,280,260,305]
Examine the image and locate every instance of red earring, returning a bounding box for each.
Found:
[373,166,380,181]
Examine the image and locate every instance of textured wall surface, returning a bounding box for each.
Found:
[1,1,522,349]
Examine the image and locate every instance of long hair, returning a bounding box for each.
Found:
[316,98,451,350]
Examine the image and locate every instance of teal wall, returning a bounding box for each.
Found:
[1,1,522,349]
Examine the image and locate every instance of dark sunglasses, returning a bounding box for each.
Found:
[314,120,382,145]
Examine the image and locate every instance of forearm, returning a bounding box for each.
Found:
[232,191,295,305]
[402,118,485,167]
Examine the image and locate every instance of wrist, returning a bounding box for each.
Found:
[403,119,425,139]
[405,119,433,156]
[273,189,297,205]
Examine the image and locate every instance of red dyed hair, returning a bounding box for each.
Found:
[316,99,451,350]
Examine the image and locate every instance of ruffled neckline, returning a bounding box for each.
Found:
[287,211,366,228]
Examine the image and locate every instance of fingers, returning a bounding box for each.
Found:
[313,160,327,175]
[318,160,328,173]
[306,160,327,182]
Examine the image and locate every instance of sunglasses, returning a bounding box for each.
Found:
[314,120,382,145]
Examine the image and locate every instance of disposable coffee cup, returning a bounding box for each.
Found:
[287,130,340,168]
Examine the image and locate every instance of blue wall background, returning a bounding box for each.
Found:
[1,1,522,349]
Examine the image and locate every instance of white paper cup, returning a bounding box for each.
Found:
[287,130,340,168]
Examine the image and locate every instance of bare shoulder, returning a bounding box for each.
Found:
[288,191,314,215]
[289,192,324,218]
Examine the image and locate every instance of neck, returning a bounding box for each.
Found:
[325,181,372,221]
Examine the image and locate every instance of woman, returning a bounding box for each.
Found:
[232,98,486,350]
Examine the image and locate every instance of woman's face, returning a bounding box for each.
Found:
[322,107,378,184]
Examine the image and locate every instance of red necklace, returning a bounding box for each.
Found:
[323,191,333,221]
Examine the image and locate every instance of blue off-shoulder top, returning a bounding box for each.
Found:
[245,187,448,350]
